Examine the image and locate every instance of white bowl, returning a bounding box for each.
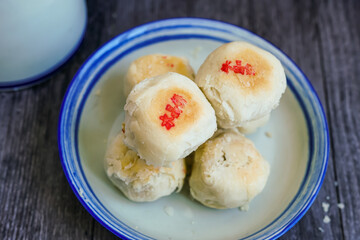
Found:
[0,0,87,90]
[58,18,329,240]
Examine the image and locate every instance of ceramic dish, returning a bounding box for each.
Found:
[58,18,329,240]
[0,0,87,90]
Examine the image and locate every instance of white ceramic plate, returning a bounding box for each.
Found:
[58,18,329,240]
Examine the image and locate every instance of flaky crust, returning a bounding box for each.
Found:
[104,132,186,202]
[189,129,270,209]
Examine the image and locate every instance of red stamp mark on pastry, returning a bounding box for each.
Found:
[159,94,187,130]
[221,60,255,75]
[221,60,232,73]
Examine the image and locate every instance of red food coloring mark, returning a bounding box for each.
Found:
[165,104,182,118]
[162,56,167,59]
[231,60,245,74]
[166,63,174,68]
[221,60,232,73]
[220,60,255,75]
[159,94,187,130]
[159,113,175,130]
[171,94,187,108]
[233,60,255,75]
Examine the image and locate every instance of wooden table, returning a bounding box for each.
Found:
[1,0,359,239]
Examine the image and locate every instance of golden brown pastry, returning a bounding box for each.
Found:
[105,131,186,202]
[189,129,270,209]
[124,72,217,166]
[195,42,286,128]
[124,54,195,96]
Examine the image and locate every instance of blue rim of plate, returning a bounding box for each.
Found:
[0,12,87,91]
[58,18,329,240]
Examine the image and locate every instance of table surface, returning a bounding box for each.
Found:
[1,0,359,239]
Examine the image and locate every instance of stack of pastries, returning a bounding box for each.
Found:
[104,42,286,209]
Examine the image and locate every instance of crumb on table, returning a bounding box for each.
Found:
[322,202,330,213]
[337,203,345,209]
[323,215,331,224]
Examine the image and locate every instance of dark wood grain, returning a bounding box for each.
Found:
[1,0,359,239]
[317,1,360,239]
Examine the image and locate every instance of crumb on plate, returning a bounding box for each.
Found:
[95,89,101,96]
[164,206,174,216]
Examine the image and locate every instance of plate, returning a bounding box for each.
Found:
[58,18,329,240]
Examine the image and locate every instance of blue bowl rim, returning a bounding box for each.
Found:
[58,17,329,240]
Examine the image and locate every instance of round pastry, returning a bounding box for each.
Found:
[237,113,270,134]
[104,131,186,202]
[189,129,270,209]
[124,72,217,167]
[195,41,286,128]
[124,54,195,96]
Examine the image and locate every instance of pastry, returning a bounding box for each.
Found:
[124,72,217,166]
[124,54,195,96]
[105,131,186,202]
[189,129,270,209]
[195,41,286,128]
